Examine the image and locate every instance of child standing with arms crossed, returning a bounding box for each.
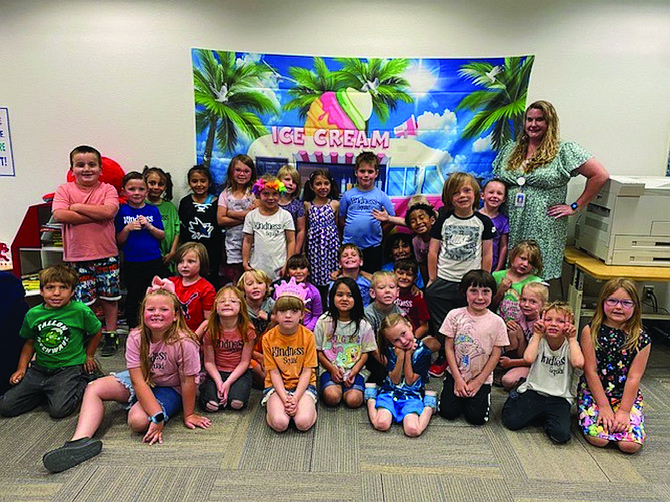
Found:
[262,281,317,432]
[502,302,583,444]
[438,270,508,425]
[217,155,257,285]
[243,174,295,280]
[144,166,180,272]
[277,165,307,253]
[303,169,340,299]
[426,172,496,377]
[479,179,509,272]
[315,277,376,408]
[52,146,121,357]
[340,151,396,273]
[115,172,166,329]
[0,265,102,419]
[42,285,210,472]
[365,314,439,437]
[198,286,256,412]
[179,165,221,288]
[578,278,651,453]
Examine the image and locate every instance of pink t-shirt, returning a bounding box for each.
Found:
[203,326,256,372]
[440,307,509,385]
[125,329,201,394]
[52,181,119,262]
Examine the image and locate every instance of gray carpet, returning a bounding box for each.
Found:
[2,340,670,501]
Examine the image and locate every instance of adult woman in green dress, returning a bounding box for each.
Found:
[493,100,609,281]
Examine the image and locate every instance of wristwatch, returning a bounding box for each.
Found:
[149,411,165,424]
[570,202,579,211]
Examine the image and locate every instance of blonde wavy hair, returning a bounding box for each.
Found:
[507,100,560,173]
[138,289,199,387]
[590,278,643,352]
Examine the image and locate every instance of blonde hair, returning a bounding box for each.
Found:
[590,278,643,352]
[441,172,480,210]
[206,286,253,344]
[542,301,573,320]
[138,289,198,387]
[371,270,397,289]
[521,281,549,305]
[175,242,209,277]
[507,100,560,174]
[377,313,413,357]
[276,164,301,200]
[509,240,543,275]
[237,269,272,301]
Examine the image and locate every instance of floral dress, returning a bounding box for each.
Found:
[306,200,340,287]
[493,141,591,279]
[578,325,651,444]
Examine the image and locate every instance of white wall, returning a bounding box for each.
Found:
[2,0,669,284]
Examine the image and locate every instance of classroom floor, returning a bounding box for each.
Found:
[3,336,670,502]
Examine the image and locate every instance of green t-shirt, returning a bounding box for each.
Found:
[147,199,180,269]
[20,301,102,369]
[492,270,542,322]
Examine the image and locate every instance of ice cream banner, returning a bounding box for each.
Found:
[192,50,534,197]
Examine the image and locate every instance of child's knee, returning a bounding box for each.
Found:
[403,420,423,437]
[48,401,79,419]
[372,414,392,431]
[267,412,290,432]
[127,413,149,432]
[294,413,317,432]
[343,391,363,408]
[618,441,642,454]
[322,386,342,406]
[229,399,245,410]
[585,435,609,448]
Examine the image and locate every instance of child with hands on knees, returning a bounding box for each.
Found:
[502,302,584,444]
[217,155,258,285]
[365,314,439,437]
[168,243,215,333]
[479,179,509,273]
[578,278,651,453]
[491,240,543,322]
[262,281,317,432]
[498,281,549,390]
[315,277,376,408]
[277,165,307,254]
[438,270,508,425]
[242,174,295,280]
[198,286,256,412]
[42,282,210,473]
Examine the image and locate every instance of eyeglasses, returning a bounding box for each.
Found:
[605,298,635,309]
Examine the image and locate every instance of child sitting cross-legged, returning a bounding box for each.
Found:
[502,302,584,444]
[262,278,318,432]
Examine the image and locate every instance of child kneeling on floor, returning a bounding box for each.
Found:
[502,301,584,443]
[42,281,211,472]
[262,279,318,432]
[365,314,439,437]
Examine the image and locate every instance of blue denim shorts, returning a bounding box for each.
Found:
[113,370,181,422]
[319,371,365,393]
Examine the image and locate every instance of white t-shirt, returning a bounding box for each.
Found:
[518,337,576,403]
[243,207,294,279]
[439,307,508,385]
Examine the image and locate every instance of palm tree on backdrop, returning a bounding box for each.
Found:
[455,55,535,151]
[335,58,414,133]
[193,49,279,169]
[283,57,345,119]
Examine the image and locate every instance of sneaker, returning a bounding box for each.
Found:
[424,391,438,411]
[42,437,103,473]
[364,383,378,401]
[100,333,118,357]
[429,356,448,378]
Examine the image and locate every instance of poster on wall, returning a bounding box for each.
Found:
[0,108,15,177]
[191,50,534,199]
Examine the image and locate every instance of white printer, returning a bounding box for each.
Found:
[575,175,670,266]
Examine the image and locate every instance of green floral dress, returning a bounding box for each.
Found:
[493,141,591,279]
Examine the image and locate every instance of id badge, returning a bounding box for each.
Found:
[515,192,526,208]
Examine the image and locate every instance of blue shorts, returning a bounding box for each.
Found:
[375,391,425,423]
[319,371,365,393]
[113,370,181,422]
[69,256,121,305]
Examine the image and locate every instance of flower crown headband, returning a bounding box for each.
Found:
[252,178,287,196]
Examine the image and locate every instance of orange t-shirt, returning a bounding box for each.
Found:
[262,324,317,390]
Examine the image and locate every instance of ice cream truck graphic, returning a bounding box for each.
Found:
[247,88,450,198]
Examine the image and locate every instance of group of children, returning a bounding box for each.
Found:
[0,146,652,473]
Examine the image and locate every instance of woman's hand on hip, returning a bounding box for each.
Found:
[547,204,575,219]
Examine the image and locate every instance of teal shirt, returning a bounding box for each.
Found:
[20,301,101,369]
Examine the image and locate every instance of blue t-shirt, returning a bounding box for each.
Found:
[340,187,395,248]
[380,340,432,398]
[381,262,424,289]
[115,203,164,262]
